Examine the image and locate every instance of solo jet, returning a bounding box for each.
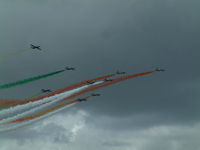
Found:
[104,78,113,82]
[116,71,126,75]
[41,89,52,93]
[91,93,101,96]
[30,44,41,51]
[78,98,88,102]
[87,81,96,84]
[65,67,76,70]
[155,68,165,72]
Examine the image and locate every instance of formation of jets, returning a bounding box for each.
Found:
[30,44,75,71]
[38,67,165,103]
[86,71,126,84]
[30,44,165,103]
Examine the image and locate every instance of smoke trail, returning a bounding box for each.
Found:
[0,93,90,125]
[0,49,29,60]
[0,100,20,110]
[0,92,45,110]
[0,97,77,124]
[0,103,76,133]
[0,85,86,117]
[0,73,115,108]
[8,97,90,124]
[15,74,115,105]
[0,81,102,119]
[5,70,155,124]
[0,71,154,118]
[0,69,65,90]
[60,71,156,102]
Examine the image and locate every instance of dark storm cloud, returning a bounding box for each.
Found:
[0,0,199,134]
[72,0,200,126]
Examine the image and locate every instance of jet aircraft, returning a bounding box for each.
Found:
[104,78,113,82]
[116,71,126,75]
[30,44,41,50]
[91,93,101,96]
[65,67,76,70]
[41,89,52,93]
[78,98,87,102]
[87,81,96,84]
[155,68,165,72]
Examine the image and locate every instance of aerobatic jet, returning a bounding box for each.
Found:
[30,44,41,50]
[104,78,113,82]
[91,93,101,96]
[87,81,96,84]
[116,71,126,75]
[41,89,52,93]
[78,98,87,102]
[65,67,76,70]
[155,68,165,72]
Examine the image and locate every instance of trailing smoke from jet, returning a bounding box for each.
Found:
[0,73,115,108]
[0,69,66,90]
[0,82,102,124]
[0,69,163,131]
[8,97,90,124]
[2,70,155,125]
[0,83,98,119]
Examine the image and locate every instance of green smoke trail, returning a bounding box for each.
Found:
[0,49,29,60]
[0,69,65,90]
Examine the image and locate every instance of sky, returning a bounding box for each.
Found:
[0,0,200,149]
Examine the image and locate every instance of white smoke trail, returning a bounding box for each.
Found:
[0,103,76,133]
[0,83,94,118]
[0,81,103,123]
[0,95,72,124]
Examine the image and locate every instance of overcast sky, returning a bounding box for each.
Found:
[0,0,200,150]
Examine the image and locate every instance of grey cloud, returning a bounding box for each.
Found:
[0,122,70,144]
[102,140,131,147]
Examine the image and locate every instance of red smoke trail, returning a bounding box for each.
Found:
[9,70,155,124]
[60,71,155,101]
[0,74,115,108]
[0,100,18,106]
